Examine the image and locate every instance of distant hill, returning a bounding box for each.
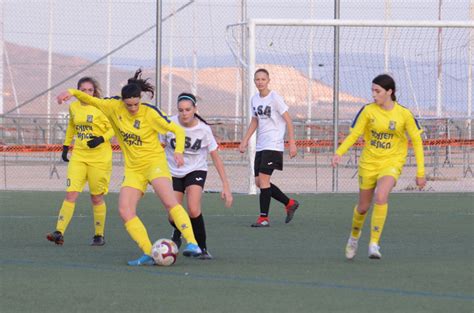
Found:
[3,41,467,118]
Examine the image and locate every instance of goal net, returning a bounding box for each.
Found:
[226,19,474,193]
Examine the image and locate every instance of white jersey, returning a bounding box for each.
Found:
[251,90,289,152]
[161,115,218,178]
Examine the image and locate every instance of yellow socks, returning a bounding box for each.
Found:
[169,204,198,245]
[55,200,75,234]
[350,205,367,239]
[124,216,152,255]
[93,203,107,236]
[370,203,388,245]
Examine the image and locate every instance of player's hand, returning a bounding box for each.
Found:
[87,136,104,148]
[221,186,233,208]
[61,145,69,162]
[416,176,426,190]
[289,141,297,159]
[57,91,73,104]
[174,152,184,167]
[331,154,341,167]
[238,140,248,153]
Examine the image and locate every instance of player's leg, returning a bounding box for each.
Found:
[151,177,201,257]
[264,150,299,223]
[47,161,86,245]
[345,172,376,259]
[251,152,268,227]
[368,175,396,259]
[90,194,106,246]
[183,171,211,259]
[168,175,185,248]
[251,172,272,227]
[169,186,185,249]
[88,164,111,246]
[120,170,155,265]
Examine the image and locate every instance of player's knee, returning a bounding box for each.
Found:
[374,192,389,205]
[188,207,202,218]
[118,207,135,222]
[254,179,260,188]
[357,204,370,214]
[90,194,104,206]
[65,192,79,202]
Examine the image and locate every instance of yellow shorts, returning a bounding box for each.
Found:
[358,166,402,190]
[66,160,112,195]
[122,158,171,193]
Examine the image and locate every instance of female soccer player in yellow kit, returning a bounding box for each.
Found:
[47,77,113,246]
[332,74,426,260]
[57,69,202,265]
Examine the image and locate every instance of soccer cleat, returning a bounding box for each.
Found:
[183,243,202,257]
[90,235,105,246]
[46,231,64,245]
[368,243,382,259]
[127,254,155,266]
[197,249,213,260]
[251,216,270,227]
[170,229,182,249]
[345,236,359,260]
[285,199,299,223]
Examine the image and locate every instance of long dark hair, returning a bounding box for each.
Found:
[177,92,218,125]
[77,76,102,98]
[372,74,396,101]
[121,69,155,100]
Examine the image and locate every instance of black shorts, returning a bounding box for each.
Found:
[254,150,283,177]
[172,170,207,193]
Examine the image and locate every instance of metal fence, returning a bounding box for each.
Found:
[0,0,473,193]
[1,115,472,193]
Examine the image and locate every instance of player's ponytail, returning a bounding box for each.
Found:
[372,74,396,101]
[121,68,155,100]
[177,92,220,125]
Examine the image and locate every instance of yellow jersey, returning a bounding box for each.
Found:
[64,100,114,164]
[336,102,425,177]
[69,89,185,171]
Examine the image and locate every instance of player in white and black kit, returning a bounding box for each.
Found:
[162,93,233,259]
[239,68,299,227]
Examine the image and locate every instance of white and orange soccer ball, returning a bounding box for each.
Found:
[151,239,179,266]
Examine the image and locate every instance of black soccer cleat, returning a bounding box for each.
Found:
[90,235,105,246]
[46,231,64,245]
[285,199,299,223]
[198,249,213,260]
[171,229,182,249]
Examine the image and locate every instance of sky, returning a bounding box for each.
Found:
[2,0,472,60]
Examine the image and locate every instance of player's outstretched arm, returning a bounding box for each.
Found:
[57,91,73,104]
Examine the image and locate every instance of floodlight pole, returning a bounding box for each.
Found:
[155,0,162,108]
[0,0,3,114]
[46,0,54,144]
[332,0,341,192]
[106,0,112,97]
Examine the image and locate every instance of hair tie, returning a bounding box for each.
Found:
[177,95,196,105]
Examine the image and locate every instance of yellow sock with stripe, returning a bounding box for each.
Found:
[124,216,152,255]
[169,204,198,245]
[350,205,367,239]
[370,203,388,245]
[55,200,75,234]
[92,203,107,236]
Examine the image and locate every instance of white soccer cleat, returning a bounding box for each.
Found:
[345,236,359,260]
[368,242,382,259]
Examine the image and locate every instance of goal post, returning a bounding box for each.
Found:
[227,19,474,194]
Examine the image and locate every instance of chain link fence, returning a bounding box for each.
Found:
[0,0,473,192]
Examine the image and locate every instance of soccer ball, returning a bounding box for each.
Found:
[151,239,179,266]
